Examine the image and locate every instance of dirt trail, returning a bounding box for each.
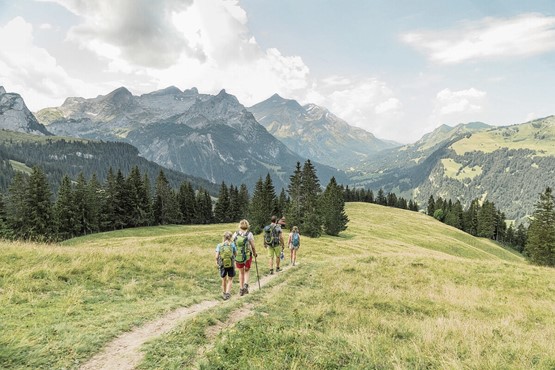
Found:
[80,264,294,370]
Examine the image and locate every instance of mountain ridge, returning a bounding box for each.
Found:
[248,94,399,170]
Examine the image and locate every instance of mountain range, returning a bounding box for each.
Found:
[248,94,397,169]
[353,118,555,221]
[3,84,555,222]
[35,87,347,189]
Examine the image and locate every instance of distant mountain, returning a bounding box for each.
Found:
[352,118,555,221]
[248,94,398,170]
[37,87,347,189]
[0,86,51,136]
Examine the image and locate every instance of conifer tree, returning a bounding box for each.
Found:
[301,160,322,237]
[178,181,196,224]
[228,184,241,222]
[238,184,250,220]
[5,172,28,238]
[87,173,102,233]
[141,173,153,226]
[126,166,145,227]
[26,166,53,240]
[525,187,555,266]
[515,224,527,252]
[101,168,117,230]
[154,170,181,225]
[74,172,90,235]
[477,200,496,239]
[463,199,480,236]
[277,188,288,219]
[427,195,436,216]
[286,162,303,233]
[376,188,386,206]
[194,187,213,224]
[249,177,267,233]
[214,182,231,223]
[264,173,278,218]
[321,176,349,236]
[54,174,77,240]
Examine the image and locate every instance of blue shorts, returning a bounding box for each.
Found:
[220,265,235,278]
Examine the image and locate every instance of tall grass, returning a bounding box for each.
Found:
[2,203,554,369]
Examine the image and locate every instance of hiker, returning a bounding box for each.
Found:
[233,219,257,296]
[288,226,301,266]
[264,215,284,274]
[215,231,237,300]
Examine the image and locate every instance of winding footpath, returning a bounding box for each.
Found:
[80,264,294,370]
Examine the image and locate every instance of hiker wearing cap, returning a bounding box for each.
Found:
[215,231,237,300]
[264,215,284,274]
[288,226,301,266]
[233,219,257,296]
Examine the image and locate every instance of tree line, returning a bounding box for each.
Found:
[343,186,420,212]
[0,160,348,242]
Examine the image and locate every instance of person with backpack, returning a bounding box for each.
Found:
[264,215,284,274]
[232,219,257,296]
[215,231,237,300]
[288,226,301,266]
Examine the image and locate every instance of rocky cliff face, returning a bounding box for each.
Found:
[248,94,398,170]
[0,87,51,135]
[36,87,347,189]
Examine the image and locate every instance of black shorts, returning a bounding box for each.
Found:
[220,265,235,278]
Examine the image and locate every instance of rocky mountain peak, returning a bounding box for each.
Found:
[0,89,51,135]
[148,86,182,96]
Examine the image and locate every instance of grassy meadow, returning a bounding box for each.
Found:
[1,203,555,369]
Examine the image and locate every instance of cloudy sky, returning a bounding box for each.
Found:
[1,0,555,143]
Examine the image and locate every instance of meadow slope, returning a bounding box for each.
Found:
[1,203,554,369]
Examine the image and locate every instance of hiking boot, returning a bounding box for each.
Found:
[243,283,249,294]
[225,292,231,300]
[276,267,282,272]
[269,269,274,275]
[239,287,245,296]
[292,262,295,266]
[222,292,228,300]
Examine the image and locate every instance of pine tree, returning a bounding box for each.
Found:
[228,185,241,222]
[515,224,528,253]
[87,173,102,233]
[74,172,89,235]
[376,189,386,206]
[525,187,555,266]
[126,166,145,227]
[214,182,231,223]
[178,181,196,224]
[238,184,249,220]
[5,172,28,238]
[101,168,117,230]
[249,177,267,233]
[26,166,53,241]
[264,173,278,218]
[286,162,303,233]
[154,170,181,225]
[277,188,288,219]
[477,200,496,239]
[463,199,480,236]
[321,177,349,236]
[300,160,322,237]
[54,175,77,240]
[194,187,213,224]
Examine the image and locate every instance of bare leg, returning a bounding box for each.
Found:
[226,276,233,294]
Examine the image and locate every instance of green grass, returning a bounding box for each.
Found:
[451,116,555,156]
[2,203,555,369]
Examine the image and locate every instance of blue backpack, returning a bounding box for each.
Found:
[292,232,300,247]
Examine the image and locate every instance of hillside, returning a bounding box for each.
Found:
[2,203,554,369]
[0,129,219,194]
[353,117,555,221]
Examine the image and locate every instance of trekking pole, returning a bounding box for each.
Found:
[254,252,261,290]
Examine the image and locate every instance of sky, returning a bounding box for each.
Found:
[1,0,555,143]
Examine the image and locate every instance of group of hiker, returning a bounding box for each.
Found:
[214,215,301,300]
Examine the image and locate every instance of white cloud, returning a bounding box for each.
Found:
[434,87,486,116]
[303,76,404,139]
[402,13,555,64]
[0,17,87,110]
